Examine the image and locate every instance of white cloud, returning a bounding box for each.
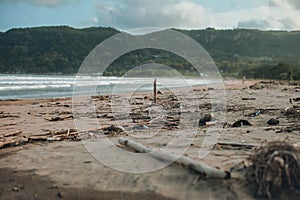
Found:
[287,0,300,9]
[270,0,300,10]
[94,0,300,30]
[236,0,300,30]
[7,0,298,30]
[92,17,99,24]
[95,0,211,29]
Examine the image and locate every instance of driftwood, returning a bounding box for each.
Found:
[28,136,48,141]
[2,122,17,127]
[3,130,23,137]
[51,128,77,135]
[242,97,256,101]
[0,113,20,118]
[118,138,230,179]
[198,93,209,99]
[276,124,300,133]
[216,141,258,150]
[0,126,122,149]
[100,125,125,135]
[45,115,73,121]
[0,137,28,149]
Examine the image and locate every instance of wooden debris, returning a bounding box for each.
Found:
[1,122,17,127]
[216,141,258,150]
[3,130,23,137]
[0,137,28,149]
[100,125,125,135]
[45,115,73,121]
[50,128,77,135]
[198,93,209,100]
[242,97,256,101]
[28,136,48,141]
[91,95,111,101]
[0,127,104,149]
[276,124,300,133]
[0,112,20,118]
[118,138,230,179]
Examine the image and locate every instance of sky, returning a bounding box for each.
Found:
[0,0,300,32]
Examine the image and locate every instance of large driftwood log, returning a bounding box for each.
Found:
[118,138,230,179]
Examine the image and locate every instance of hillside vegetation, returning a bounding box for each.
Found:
[0,26,299,80]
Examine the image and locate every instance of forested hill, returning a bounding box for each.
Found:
[0,26,299,79]
[0,26,119,74]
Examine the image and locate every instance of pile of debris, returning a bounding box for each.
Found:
[247,141,300,199]
[0,125,126,149]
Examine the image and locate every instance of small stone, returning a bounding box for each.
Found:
[267,118,279,125]
[57,192,63,198]
[232,120,252,127]
[199,113,215,126]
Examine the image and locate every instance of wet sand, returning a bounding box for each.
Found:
[0,80,300,199]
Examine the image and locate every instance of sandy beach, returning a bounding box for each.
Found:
[0,80,300,200]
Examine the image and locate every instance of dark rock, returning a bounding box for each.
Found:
[232,120,252,127]
[57,192,63,198]
[267,118,279,125]
[199,113,215,126]
[293,97,300,102]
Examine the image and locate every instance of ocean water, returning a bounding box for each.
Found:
[0,74,210,100]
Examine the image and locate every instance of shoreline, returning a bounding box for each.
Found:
[0,79,256,102]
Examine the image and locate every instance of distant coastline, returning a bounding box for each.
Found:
[0,26,299,80]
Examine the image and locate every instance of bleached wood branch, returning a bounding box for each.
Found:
[3,130,23,137]
[118,138,230,179]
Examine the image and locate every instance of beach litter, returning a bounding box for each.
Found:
[100,125,125,135]
[198,113,215,126]
[247,110,262,117]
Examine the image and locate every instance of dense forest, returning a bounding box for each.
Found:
[0,26,299,80]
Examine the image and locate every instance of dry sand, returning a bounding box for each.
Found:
[0,80,300,200]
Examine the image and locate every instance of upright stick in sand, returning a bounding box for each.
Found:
[153,78,157,104]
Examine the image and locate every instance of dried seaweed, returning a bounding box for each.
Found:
[248,141,300,199]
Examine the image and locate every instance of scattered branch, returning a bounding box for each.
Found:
[118,138,230,179]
